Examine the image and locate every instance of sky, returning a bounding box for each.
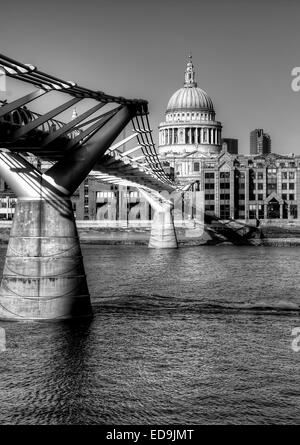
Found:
[1,0,300,155]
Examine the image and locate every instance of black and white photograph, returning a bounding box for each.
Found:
[0,0,300,431]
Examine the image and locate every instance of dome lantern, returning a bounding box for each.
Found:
[184,52,197,87]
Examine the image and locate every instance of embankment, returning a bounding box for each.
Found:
[0,220,299,246]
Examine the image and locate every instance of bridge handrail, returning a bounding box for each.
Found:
[0,53,177,189]
[0,53,148,115]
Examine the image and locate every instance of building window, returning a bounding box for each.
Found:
[205,172,214,179]
[289,194,295,201]
[174,128,178,144]
[257,194,263,200]
[194,162,200,172]
[205,183,214,189]
[239,194,245,200]
[282,183,287,190]
[249,204,256,219]
[96,191,115,198]
[205,193,214,201]
[289,171,295,180]
[220,204,230,219]
[220,182,229,189]
[289,183,295,190]
[257,183,263,190]
[282,194,287,200]
[258,204,264,219]
[205,204,215,212]
[282,172,288,180]
[220,172,230,179]
[220,193,230,200]
[290,205,297,218]
[267,184,277,194]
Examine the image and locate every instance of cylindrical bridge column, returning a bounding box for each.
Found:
[148,204,178,249]
[0,198,92,320]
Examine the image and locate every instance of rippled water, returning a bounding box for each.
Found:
[0,245,300,425]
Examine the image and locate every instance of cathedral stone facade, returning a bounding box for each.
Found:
[158,55,222,183]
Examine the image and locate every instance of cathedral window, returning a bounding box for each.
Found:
[179,130,184,143]
[174,128,178,144]
[185,128,190,143]
[191,128,195,144]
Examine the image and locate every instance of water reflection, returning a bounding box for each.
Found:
[0,245,300,424]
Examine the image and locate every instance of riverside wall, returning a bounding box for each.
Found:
[0,219,300,246]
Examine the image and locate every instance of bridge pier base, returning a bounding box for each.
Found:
[148,206,178,249]
[0,198,92,321]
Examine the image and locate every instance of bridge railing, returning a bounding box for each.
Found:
[0,53,176,190]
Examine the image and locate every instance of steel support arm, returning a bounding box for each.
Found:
[44,106,135,195]
[41,102,105,146]
[11,97,81,141]
[0,89,47,119]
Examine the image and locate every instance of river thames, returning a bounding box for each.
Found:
[0,244,300,424]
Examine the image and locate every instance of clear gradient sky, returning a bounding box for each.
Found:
[1,0,300,154]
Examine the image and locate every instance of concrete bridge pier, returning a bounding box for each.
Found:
[0,105,135,320]
[0,197,92,320]
[148,203,178,248]
[138,188,177,249]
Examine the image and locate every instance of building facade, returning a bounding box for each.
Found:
[158,55,222,184]
[222,138,238,154]
[201,151,299,220]
[250,129,271,155]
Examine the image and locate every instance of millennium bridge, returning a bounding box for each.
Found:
[0,54,192,321]
[0,54,260,321]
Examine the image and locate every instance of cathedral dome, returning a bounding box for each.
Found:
[166,86,214,113]
[166,54,214,113]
